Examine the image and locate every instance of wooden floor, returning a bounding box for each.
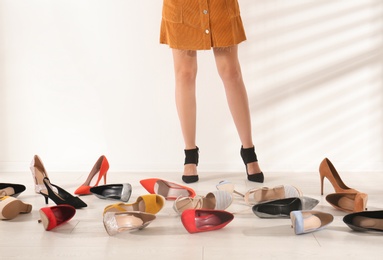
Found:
[1,168,382,260]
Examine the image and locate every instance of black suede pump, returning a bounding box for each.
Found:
[240,146,264,183]
[182,147,199,184]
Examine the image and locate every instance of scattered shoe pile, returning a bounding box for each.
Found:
[1,155,381,236]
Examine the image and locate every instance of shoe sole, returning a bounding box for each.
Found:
[0,198,32,220]
[39,209,50,230]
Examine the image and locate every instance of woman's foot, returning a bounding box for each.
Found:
[182,147,199,183]
[246,161,262,176]
[240,146,264,183]
[183,164,198,177]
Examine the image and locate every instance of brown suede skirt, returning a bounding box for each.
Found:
[160,0,247,50]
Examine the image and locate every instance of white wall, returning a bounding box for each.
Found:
[1,0,382,175]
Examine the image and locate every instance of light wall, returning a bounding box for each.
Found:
[1,0,382,175]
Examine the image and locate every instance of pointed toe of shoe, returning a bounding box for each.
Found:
[74,185,92,195]
[139,178,158,194]
[300,196,320,210]
[181,209,234,234]
[140,178,196,200]
[72,197,88,209]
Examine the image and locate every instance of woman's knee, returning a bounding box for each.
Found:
[175,66,197,84]
[218,65,242,83]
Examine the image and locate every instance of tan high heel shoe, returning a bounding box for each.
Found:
[290,210,334,235]
[325,192,368,213]
[103,211,156,236]
[319,158,359,195]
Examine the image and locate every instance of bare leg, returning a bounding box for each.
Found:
[213,46,262,175]
[172,49,198,177]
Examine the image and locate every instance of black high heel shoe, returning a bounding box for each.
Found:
[343,210,383,232]
[90,183,132,202]
[42,177,87,209]
[240,146,264,183]
[0,183,26,197]
[182,147,199,184]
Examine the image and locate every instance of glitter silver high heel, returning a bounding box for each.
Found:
[103,211,156,236]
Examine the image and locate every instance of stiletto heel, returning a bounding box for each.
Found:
[216,180,245,197]
[74,155,109,195]
[319,158,358,194]
[240,146,264,183]
[182,147,199,184]
[320,175,324,195]
[42,194,49,204]
[43,178,87,209]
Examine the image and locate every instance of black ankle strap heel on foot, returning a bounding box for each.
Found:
[182,147,199,184]
[240,146,264,183]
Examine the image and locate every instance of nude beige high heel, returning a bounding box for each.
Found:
[290,210,334,235]
[319,158,359,195]
[103,211,156,236]
[173,190,233,215]
[30,155,49,194]
[325,192,368,213]
[244,185,303,205]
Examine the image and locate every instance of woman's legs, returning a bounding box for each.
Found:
[172,49,198,177]
[213,46,262,175]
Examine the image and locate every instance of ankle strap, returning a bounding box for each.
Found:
[240,146,258,164]
[184,147,199,166]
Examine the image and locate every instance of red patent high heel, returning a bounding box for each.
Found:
[181,209,234,233]
[38,205,76,231]
[74,155,109,195]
